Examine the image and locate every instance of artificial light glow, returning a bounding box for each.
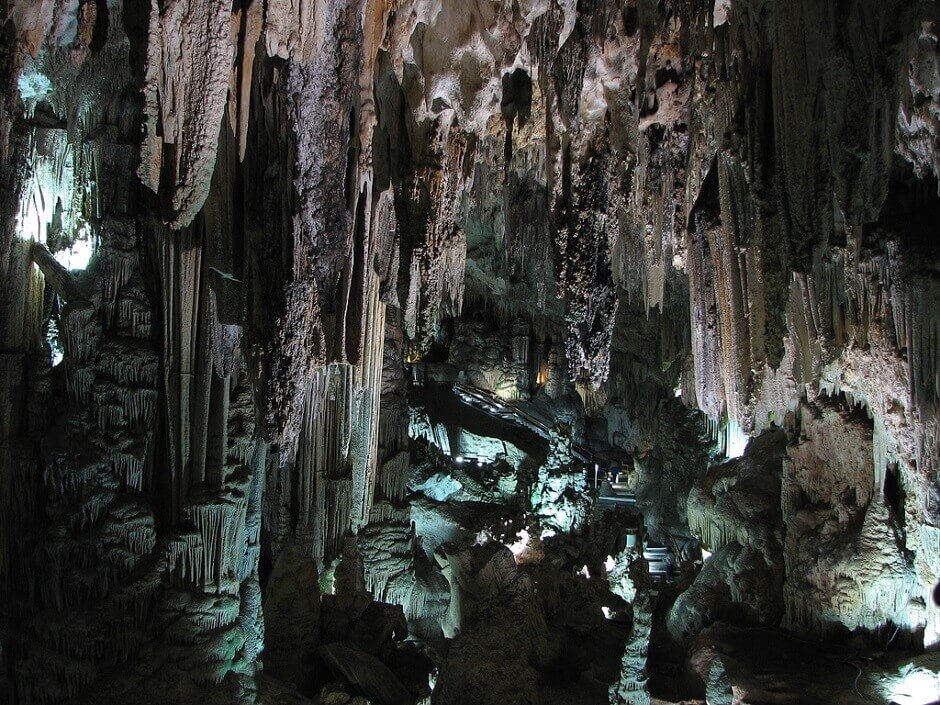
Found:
[455,456,464,463]
[16,130,77,246]
[47,319,64,367]
[604,555,616,573]
[601,606,612,619]
[54,235,95,270]
[724,419,749,459]
[887,667,940,705]
[506,528,531,560]
[494,386,517,401]
[17,66,52,109]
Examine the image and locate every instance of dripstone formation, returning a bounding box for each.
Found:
[1,1,938,704]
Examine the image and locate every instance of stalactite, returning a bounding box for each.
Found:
[1,1,938,702]
[402,127,471,353]
[350,274,387,530]
[377,452,410,504]
[262,0,362,459]
[185,494,249,591]
[556,139,620,390]
[139,0,234,229]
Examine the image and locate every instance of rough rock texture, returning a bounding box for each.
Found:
[669,430,785,642]
[431,544,550,705]
[1,1,939,704]
[530,423,591,534]
[782,397,922,639]
[139,0,234,229]
[609,551,653,705]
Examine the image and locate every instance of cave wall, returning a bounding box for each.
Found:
[0,0,938,703]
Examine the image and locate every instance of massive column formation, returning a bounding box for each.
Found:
[0,1,938,704]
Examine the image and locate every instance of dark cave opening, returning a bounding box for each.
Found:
[884,464,903,518]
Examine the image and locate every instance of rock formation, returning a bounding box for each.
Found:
[1,1,938,704]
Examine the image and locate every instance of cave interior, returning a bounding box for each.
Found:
[0,1,939,704]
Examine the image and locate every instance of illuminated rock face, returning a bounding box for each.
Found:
[530,424,591,534]
[0,1,938,704]
[782,399,923,639]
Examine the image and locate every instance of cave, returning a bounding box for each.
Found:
[1,2,939,705]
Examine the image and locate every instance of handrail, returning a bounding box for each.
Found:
[451,382,599,464]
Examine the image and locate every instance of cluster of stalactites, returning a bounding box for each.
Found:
[294,276,386,570]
